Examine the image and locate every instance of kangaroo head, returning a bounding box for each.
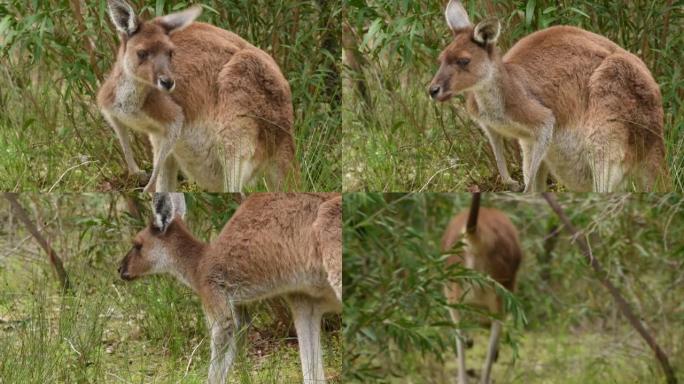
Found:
[119,193,187,281]
[107,0,202,92]
[429,0,501,101]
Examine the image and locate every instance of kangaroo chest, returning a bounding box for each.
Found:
[467,92,532,139]
[108,77,165,134]
[113,111,165,135]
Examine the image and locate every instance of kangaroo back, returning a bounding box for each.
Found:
[199,193,339,302]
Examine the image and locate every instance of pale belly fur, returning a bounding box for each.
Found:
[173,121,259,191]
[173,125,225,191]
[543,128,593,191]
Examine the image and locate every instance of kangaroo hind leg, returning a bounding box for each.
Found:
[287,294,326,384]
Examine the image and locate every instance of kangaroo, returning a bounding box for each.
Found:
[429,0,666,192]
[442,193,522,384]
[97,0,296,193]
[118,192,341,384]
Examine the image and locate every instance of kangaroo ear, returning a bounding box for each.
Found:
[152,193,174,233]
[158,5,202,34]
[445,0,471,32]
[473,18,501,45]
[107,0,139,36]
[169,193,186,220]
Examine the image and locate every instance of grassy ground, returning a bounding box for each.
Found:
[0,0,340,192]
[0,262,342,383]
[383,326,684,384]
[0,194,342,383]
[342,1,684,192]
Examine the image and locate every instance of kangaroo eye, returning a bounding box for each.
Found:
[456,58,470,67]
[137,50,148,60]
[168,51,174,59]
[133,243,142,251]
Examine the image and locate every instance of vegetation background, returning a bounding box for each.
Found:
[0,193,342,383]
[342,0,684,192]
[343,193,684,383]
[0,0,340,192]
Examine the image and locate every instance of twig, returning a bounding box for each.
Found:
[184,337,206,378]
[542,193,677,384]
[64,337,82,356]
[105,372,133,384]
[2,194,71,292]
[418,163,460,192]
[47,160,96,192]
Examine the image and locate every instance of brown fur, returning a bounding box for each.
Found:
[198,193,340,308]
[98,2,296,192]
[442,207,522,315]
[430,1,667,192]
[312,195,343,301]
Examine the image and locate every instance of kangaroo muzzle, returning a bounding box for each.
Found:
[118,263,132,280]
[429,84,442,99]
[118,254,133,281]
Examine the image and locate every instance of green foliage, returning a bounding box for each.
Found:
[0,0,340,191]
[343,193,526,381]
[343,193,684,383]
[0,194,342,382]
[343,0,684,192]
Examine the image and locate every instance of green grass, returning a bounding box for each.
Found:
[343,0,684,192]
[0,264,342,383]
[342,83,508,192]
[378,326,684,384]
[0,0,340,192]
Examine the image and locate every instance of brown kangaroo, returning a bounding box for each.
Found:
[430,0,666,192]
[442,193,522,384]
[118,193,341,383]
[98,1,296,192]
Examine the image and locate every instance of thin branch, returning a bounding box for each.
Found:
[538,222,560,282]
[184,337,205,377]
[3,193,71,292]
[123,193,143,221]
[542,193,677,384]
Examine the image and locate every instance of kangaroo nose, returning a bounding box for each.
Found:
[158,77,175,91]
[429,85,441,99]
[118,264,129,279]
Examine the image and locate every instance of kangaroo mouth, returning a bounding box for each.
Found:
[435,91,454,102]
[120,272,135,281]
[118,263,135,281]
